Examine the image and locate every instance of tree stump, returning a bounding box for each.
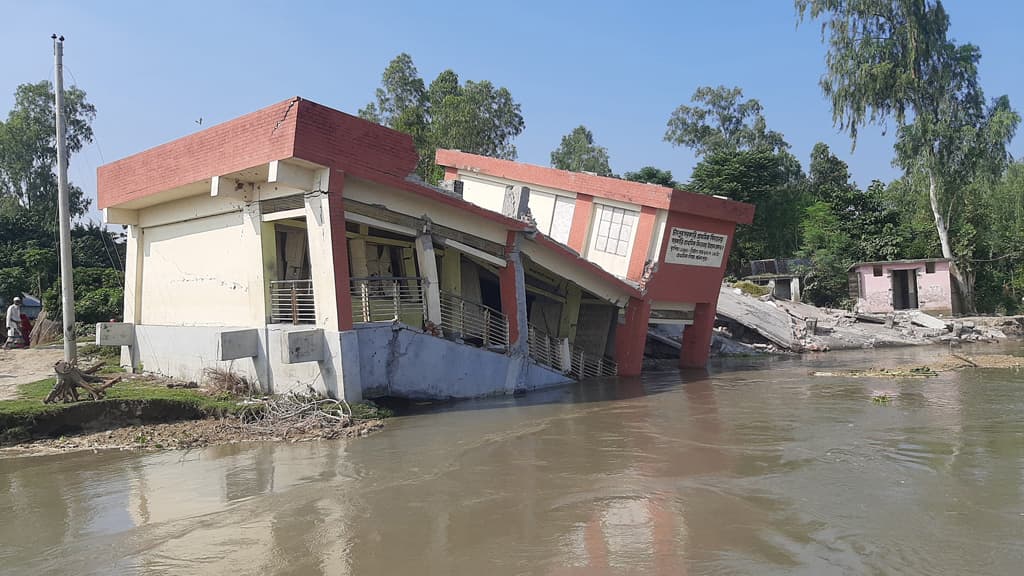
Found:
[44,361,121,404]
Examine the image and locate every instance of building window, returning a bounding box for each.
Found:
[925,261,935,274]
[594,204,637,257]
[873,265,883,277]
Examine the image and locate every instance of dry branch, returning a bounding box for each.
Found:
[44,360,121,404]
[236,389,354,439]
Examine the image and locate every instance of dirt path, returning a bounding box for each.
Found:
[0,347,64,400]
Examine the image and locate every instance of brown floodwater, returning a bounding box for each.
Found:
[2,343,1024,575]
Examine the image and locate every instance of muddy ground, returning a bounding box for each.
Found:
[0,346,64,400]
[0,416,385,457]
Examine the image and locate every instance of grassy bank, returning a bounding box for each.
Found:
[0,353,390,448]
[0,356,239,444]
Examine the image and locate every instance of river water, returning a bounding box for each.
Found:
[2,343,1023,575]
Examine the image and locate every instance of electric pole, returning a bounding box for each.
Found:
[53,34,76,363]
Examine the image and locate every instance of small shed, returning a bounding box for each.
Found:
[848,259,957,316]
[745,258,810,302]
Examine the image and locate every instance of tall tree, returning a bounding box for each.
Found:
[796,0,1020,311]
[664,85,789,157]
[0,81,95,220]
[624,166,678,188]
[550,125,612,175]
[431,78,524,161]
[360,54,525,182]
[800,144,911,304]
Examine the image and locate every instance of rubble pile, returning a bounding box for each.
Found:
[698,286,1020,356]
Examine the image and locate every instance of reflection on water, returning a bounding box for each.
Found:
[2,343,1024,575]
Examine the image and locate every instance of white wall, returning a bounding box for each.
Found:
[457,173,576,244]
[550,196,575,244]
[460,175,507,214]
[141,210,262,326]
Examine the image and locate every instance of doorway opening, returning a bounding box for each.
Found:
[891,269,919,310]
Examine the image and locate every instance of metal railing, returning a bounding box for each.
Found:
[270,280,316,324]
[527,324,568,373]
[569,345,618,379]
[528,323,618,378]
[350,277,426,324]
[440,291,509,351]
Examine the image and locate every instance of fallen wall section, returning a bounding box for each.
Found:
[355,323,570,399]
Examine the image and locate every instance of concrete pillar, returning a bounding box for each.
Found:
[558,282,581,341]
[401,247,417,278]
[791,277,801,302]
[614,297,651,376]
[500,231,528,353]
[121,224,144,372]
[415,234,442,326]
[349,238,368,277]
[567,193,594,253]
[241,199,269,325]
[327,189,353,331]
[626,206,659,281]
[441,248,462,296]
[680,302,714,368]
[304,171,353,331]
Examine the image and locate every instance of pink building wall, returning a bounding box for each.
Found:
[854,260,955,315]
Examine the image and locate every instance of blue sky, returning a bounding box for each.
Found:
[3,0,1022,224]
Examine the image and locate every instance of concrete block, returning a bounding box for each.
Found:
[95,322,134,346]
[282,329,324,364]
[218,329,260,361]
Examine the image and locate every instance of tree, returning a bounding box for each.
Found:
[360,54,525,182]
[0,82,124,324]
[690,149,808,275]
[796,0,1020,312]
[624,166,678,188]
[664,85,789,157]
[799,202,856,306]
[358,53,427,128]
[431,78,524,161]
[550,125,612,175]
[0,81,95,221]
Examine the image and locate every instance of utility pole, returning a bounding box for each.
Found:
[53,34,76,364]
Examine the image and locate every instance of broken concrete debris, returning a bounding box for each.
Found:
[694,285,1022,356]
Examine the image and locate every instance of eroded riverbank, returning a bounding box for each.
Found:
[2,342,1023,575]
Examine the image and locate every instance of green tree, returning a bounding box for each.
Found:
[358,54,432,178]
[624,166,678,188]
[0,82,125,323]
[690,149,808,275]
[0,81,95,220]
[550,125,612,175]
[796,0,1020,311]
[44,267,124,324]
[665,85,789,157]
[431,78,524,161]
[799,202,856,306]
[360,54,525,182]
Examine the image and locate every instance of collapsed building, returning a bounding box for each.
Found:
[95,97,753,401]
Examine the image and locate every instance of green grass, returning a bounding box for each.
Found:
[733,280,771,297]
[0,366,241,434]
[349,400,394,420]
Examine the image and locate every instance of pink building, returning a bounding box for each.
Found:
[849,259,958,316]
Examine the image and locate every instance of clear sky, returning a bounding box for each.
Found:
[3,0,1022,224]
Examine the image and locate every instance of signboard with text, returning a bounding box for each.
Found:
[664,227,728,268]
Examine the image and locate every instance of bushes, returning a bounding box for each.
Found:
[732,280,770,297]
[43,267,124,324]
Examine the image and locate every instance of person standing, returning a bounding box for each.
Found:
[4,296,23,350]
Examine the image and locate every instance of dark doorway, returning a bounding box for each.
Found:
[891,269,919,310]
[479,276,502,312]
[774,279,792,301]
